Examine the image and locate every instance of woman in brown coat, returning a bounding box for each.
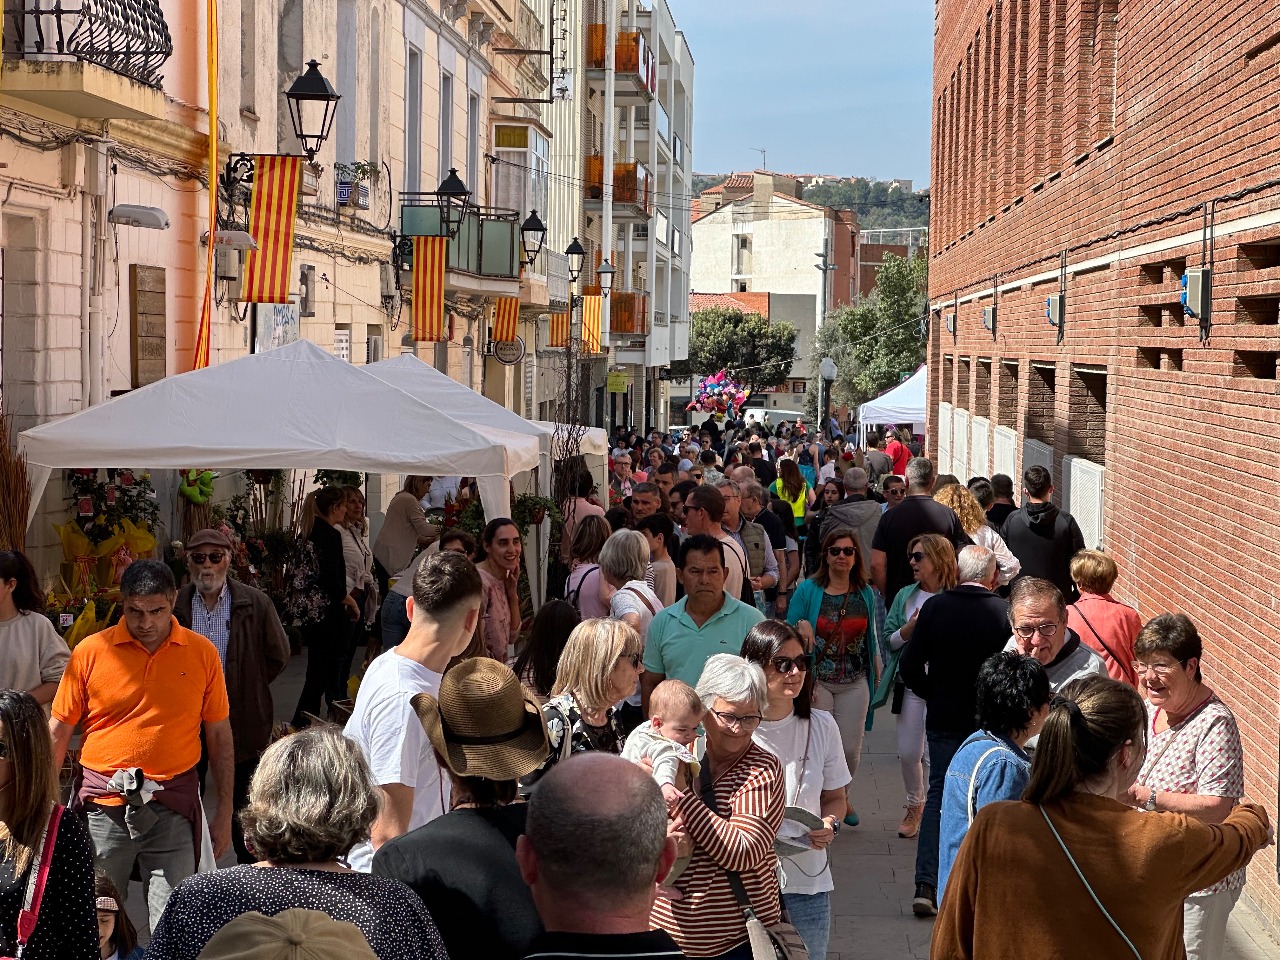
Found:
[933,674,1271,960]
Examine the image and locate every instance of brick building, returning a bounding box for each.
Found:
[929,1,1280,930]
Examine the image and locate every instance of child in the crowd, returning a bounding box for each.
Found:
[622,679,704,898]
[95,871,143,960]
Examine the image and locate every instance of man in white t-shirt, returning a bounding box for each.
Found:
[343,550,482,871]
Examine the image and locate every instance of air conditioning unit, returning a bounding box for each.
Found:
[215,247,241,282]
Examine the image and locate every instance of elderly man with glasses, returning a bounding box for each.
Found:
[1002,577,1107,693]
[174,528,290,864]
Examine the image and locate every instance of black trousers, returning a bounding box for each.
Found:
[292,614,348,725]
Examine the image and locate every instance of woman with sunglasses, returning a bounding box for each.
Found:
[881,533,957,839]
[786,528,880,828]
[742,622,850,960]
[520,618,642,792]
[0,690,97,959]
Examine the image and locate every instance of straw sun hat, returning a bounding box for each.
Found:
[411,658,550,781]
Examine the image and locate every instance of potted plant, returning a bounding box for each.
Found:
[334,160,377,210]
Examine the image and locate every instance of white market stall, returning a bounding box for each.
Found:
[858,366,927,436]
[19,340,541,527]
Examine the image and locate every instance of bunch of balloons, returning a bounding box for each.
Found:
[685,369,749,419]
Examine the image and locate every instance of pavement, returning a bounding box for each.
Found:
[129,648,1280,958]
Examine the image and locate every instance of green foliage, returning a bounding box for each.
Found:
[692,173,729,194]
[809,253,928,409]
[801,179,930,230]
[314,470,363,489]
[667,308,797,392]
[66,469,160,546]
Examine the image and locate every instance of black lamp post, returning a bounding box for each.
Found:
[435,168,472,239]
[285,60,341,161]
[565,237,586,283]
[520,211,547,267]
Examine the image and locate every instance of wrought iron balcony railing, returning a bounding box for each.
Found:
[2,0,173,88]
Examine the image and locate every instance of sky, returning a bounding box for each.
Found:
[671,0,934,185]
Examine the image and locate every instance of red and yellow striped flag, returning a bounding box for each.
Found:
[242,155,303,303]
[493,296,520,343]
[412,236,449,342]
[582,295,603,354]
[547,311,570,348]
[193,0,219,369]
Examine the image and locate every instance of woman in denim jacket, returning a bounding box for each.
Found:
[936,651,1050,899]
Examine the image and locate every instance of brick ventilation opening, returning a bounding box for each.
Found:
[958,358,972,410]
[944,355,956,403]
[976,359,992,419]
[1027,363,1055,444]
[998,361,1019,429]
[1068,368,1107,464]
[1233,351,1279,380]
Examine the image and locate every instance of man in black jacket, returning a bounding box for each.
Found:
[898,545,1007,918]
[1000,465,1086,601]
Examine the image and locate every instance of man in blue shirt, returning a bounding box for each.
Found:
[640,534,764,715]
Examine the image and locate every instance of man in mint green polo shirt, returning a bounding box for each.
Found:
[640,534,765,715]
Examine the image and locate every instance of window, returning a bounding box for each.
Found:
[333,329,352,362]
[405,46,422,192]
[492,125,549,216]
[467,93,481,195]
[439,72,455,182]
[1027,363,1055,445]
[240,0,256,114]
[367,333,383,364]
[1068,367,1107,463]
[369,10,381,163]
[335,0,357,166]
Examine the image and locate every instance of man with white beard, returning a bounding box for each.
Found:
[174,527,290,863]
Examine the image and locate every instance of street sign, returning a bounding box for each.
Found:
[492,336,526,365]
[607,371,629,394]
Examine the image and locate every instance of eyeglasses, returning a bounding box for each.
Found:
[827,546,857,557]
[618,652,643,668]
[887,488,906,496]
[769,655,809,674]
[1132,660,1185,677]
[691,472,704,479]
[907,551,926,563]
[190,552,226,565]
[710,709,763,731]
[1013,622,1060,639]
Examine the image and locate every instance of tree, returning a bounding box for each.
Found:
[668,307,798,393]
[806,253,927,413]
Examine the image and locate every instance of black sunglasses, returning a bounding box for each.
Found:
[907,551,927,562]
[190,552,226,565]
[827,546,857,557]
[769,655,809,674]
[618,652,642,668]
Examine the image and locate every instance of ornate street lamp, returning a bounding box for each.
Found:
[520,210,547,267]
[565,237,586,283]
[597,260,616,297]
[285,60,341,161]
[435,168,472,239]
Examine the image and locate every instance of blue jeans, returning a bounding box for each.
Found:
[380,591,411,650]
[783,890,830,960]
[915,730,968,888]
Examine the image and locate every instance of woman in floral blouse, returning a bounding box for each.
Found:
[1127,613,1248,960]
[520,618,642,793]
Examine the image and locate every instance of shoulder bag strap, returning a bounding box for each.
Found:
[966,745,1012,825]
[1039,805,1142,960]
[620,585,657,616]
[15,804,63,952]
[1069,604,1135,684]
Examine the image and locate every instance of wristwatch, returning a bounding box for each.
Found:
[827,816,841,836]
[1144,787,1158,812]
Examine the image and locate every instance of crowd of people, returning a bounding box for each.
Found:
[0,420,1271,960]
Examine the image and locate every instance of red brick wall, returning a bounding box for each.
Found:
[859,242,910,300]
[930,0,1280,929]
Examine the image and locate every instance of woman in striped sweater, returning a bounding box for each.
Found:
[650,655,785,960]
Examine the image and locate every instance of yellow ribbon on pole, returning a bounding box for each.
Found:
[194,0,219,369]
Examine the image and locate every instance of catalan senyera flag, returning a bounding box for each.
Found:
[193,0,219,369]
[582,295,603,354]
[412,236,449,342]
[241,155,303,303]
[492,297,520,343]
[548,311,570,348]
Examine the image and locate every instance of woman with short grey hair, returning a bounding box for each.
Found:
[652,655,786,958]
[602,530,664,733]
[147,727,449,960]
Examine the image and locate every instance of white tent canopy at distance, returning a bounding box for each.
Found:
[18,339,543,527]
[858,365,927,434]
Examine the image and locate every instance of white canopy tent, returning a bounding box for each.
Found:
[19,340,540,527]
[859,366,927,428]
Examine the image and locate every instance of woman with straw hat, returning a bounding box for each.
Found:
[373,658,551,960]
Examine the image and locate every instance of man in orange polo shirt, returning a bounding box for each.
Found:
[50,559,233,932]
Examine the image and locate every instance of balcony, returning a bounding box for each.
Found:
[580,287,649,340]
[2,0,172,120]
[584,155,654,223]
[586,25,655,103]
[400,199,521,299]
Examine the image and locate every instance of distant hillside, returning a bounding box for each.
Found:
[689,172,929,231]
[692,173,729,194]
